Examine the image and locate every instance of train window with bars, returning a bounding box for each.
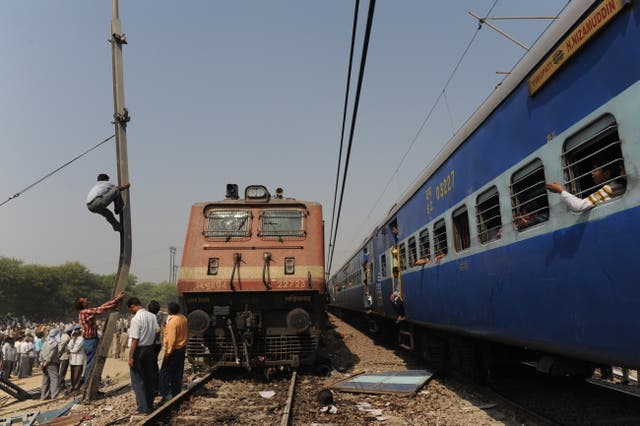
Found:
[419,228,431,261]
[433,219,448,258]
[407,237,417,267]
[380,253,387,277]
[399,243,407,271]
[562,114,626,202]
[476,186,502,244]
[259,210,305,237]
[204,209,251,239]
[452,206,470,252]
[510,159,549,231]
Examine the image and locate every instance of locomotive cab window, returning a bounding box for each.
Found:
[476,186,502,244]
[562,114,626,201]
[419,228,431,261]
[433,219,448,258]
[511,159,549,231]
[204,209,251,239]
[452,206,470,252]
[259,210,305,238]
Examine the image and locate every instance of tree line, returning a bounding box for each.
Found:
[0,257,178,321]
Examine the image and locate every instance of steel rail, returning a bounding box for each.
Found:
[280,371,298,426]
[139,372,214,425]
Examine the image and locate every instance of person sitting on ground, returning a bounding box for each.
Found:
[546,163,624,212]
[86,173,131,232]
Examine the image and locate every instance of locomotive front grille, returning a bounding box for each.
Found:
[186,333,318,365]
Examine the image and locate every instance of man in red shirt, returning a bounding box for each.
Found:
[73,292,125,386]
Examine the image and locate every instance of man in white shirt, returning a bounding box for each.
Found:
[16,337,30,379]
[127,297,160,415]
[86,173,130,232]
[1,339,18,378]
[546,163,624,212]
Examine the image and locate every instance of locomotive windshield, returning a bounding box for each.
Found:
[204,209,251,238]
[259,209,305,237]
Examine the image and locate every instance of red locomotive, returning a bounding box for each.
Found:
[177,184,325,369]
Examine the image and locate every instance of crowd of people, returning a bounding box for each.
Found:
[0,295,188,415]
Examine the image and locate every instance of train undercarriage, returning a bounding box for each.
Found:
[183,292,325,370]
[330,306,599,383]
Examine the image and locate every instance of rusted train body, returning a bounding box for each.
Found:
[177,185,325,369]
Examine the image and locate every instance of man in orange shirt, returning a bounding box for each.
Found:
[159,302,188,402]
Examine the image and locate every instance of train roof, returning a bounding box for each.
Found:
[383,0,597,225]
[191,198,321,209]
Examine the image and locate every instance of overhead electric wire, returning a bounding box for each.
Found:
[363,0,500,223]
[327,0,376,276]
[0,134,116,208]
[327,0,361,270]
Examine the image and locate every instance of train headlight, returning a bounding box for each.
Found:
[286,308,311,334]
[245,185,269,201]
[284,257,295,275]
[208,258,219,275]
[187,309,211,335]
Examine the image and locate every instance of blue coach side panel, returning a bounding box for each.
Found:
[332,0,640,368]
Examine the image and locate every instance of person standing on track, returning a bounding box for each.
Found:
[159,302,188,402]
[86,173,130,232]
[127,297,160,415]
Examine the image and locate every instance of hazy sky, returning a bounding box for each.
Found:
[0,1,567,283]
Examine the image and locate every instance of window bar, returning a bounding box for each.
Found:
[563,124,617,155]
[511,165,544,185]
[562,142,621,171]
[510,181,546,199]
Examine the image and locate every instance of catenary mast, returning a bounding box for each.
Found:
[84,0,132,401]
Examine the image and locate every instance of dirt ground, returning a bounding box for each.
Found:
[0,357,132,423]
[1,315,531,425]
[291,314,527,426]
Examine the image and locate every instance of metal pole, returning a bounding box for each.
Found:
[485,16,558,21]
[170,246,176,283]
[468,11,530,51]
[84,0,132,401]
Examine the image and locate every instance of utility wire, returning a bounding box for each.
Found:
[327,0,360,270]
[327,0,376,275]
[0,134,116,208]
[364,0,499,223]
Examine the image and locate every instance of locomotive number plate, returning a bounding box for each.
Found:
[275,279,307,289]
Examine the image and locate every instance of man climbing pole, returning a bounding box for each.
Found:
[86,173,130,232]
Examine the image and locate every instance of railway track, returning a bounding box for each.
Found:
[142,369,299,426]
[485,364,640,425]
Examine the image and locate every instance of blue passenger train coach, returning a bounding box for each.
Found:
[329,0,640,378]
